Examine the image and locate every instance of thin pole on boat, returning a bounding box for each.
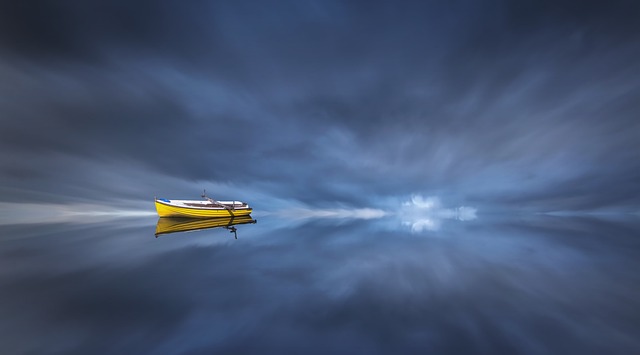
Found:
[202,189,235,213]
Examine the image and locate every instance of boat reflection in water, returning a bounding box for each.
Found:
[155,215,257,239]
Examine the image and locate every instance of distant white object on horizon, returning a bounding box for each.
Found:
[402,195,477,232]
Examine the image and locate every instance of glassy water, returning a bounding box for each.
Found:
[1,214,639,354]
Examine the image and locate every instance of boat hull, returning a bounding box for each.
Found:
[155,199,252,218]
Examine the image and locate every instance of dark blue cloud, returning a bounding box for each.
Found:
[0,0,638,212]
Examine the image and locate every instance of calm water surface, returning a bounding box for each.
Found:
[1,215,639,354]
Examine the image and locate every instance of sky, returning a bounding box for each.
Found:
[0,0,639,216]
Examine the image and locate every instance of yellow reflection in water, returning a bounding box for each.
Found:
[155,215,257,239]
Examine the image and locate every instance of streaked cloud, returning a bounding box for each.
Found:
[0,202,155,225]
[0,0,638,214]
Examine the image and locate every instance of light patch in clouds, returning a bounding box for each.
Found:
[274,207,388,220]
[265,195,477,233]
[0,202,155,225]
[401,195,477,232]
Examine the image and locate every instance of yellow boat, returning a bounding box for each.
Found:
[155,195,252,218]
[155,215,257,237]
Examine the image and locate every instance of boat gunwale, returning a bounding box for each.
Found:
[155,199,252,212]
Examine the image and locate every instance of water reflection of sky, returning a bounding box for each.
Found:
[1,215,639,354]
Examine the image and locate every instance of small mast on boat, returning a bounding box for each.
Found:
[201,189,234,211]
